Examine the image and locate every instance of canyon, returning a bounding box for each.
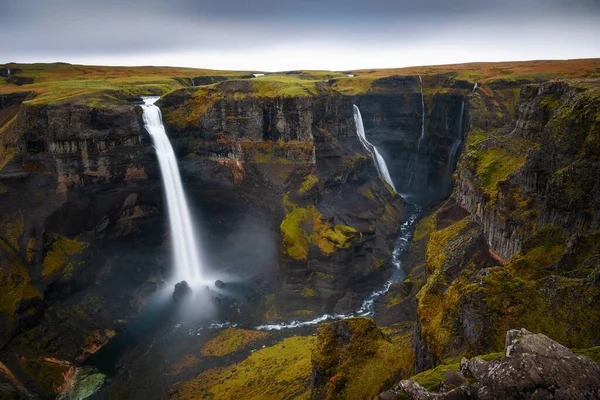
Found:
[0,60,599,399]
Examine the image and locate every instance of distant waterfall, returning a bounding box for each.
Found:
[353,105,396,192]
[190,78,195,87]
[407,76,426,187]
[444,100,465,181]
[473,82,478,91]
[416,76,426,150]
[141,96,204,285]
[6,68,10,77]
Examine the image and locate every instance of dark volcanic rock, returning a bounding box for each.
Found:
[173,281,192,301]
[397,329,600,399]
[214,280,226,289]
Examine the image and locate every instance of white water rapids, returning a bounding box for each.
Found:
[254,207,421,330]
[141,96,204,286]
[353,105,396,192]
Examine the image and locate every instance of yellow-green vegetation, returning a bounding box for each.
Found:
[299,288,316,298]
[42,234,89,278]
[312,318,414,400]
[574,346,600,364]
[263,293,279,320]
[18,357,69,396]
[280,203,358,260]
[359,185,375,199]
[474,147,527,199]
[331,76,376,95]
[413,213,436,242]
[416,201,600,360]
[0,212,24,250]
[416,213,479,358]
[411,352,502,392]
[0,241,41,325]
[0,63,251,106]
[425,217,470,273]
[201,328,269,357]
[350,59,600,83]
[171,336,316,400]
[298,174,319,194]
[250,75,321,98]
[163,86,223,128]
[241,140,314,165]
[411,361,460,391]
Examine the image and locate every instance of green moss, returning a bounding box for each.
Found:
[573,346,600,364]
[42,234,89,278]
[201,328,269,357]
[312,318,414,400]
[250,75,320,98]
[280,203,357,261]
[413,213,436,242]
[263,293,279,320]
[300,288,316,298]
[67,367,105,400]
[240,140,314,165]
[18,357,69,396]
[475,147,526,199]
[298,174,319,194]
[412,362,460,392]
[359,185,375,199]
[0,240,41,328]
[425,217,470,273]
[171,336,316,400]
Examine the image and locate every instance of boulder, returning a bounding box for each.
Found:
[215,280,226,289]
[397,328,600,399]
[173,281,192,301]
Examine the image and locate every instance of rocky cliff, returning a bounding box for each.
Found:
[1,61,599,399]
[395,78,600,376]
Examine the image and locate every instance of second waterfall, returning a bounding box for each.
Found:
[141,96,205,286]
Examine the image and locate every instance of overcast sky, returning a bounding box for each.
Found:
[1,0,599,71]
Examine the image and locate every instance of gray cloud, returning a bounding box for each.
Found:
[1,0,599,69]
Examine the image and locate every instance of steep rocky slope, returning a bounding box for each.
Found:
[390,78,600,377]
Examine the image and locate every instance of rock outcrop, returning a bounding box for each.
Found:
[404,78,600,369]
[392,329,600,400]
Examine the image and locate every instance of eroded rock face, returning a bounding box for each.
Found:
[397,329,600,400]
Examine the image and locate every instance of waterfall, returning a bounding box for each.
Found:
[444,100,465,182]
[417,76,426,149]
[190,78,195,87]
[6,68,10,77]
[141,96,204,286]
[353,105,396,192]
[407,76,426,187]
[473,82,478,91]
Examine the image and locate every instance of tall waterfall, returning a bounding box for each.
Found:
[353,105,396,192]
[444,100,465,181]
[417,76,426,149]
[141,96,204,285]
[408,76,426,187]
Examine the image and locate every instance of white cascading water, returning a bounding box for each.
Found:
[6,68,10,77]
[444,100,465,181]
[353,105,396,192]
[473,82,478,91]
[417,76,426,149]
[407,76,427,187]
[141,96,204,286]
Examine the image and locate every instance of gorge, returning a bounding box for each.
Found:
[0,60,599,399]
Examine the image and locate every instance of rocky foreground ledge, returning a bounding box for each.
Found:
[380,328,600,400]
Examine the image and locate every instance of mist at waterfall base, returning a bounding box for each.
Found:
[140,97,278,324]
